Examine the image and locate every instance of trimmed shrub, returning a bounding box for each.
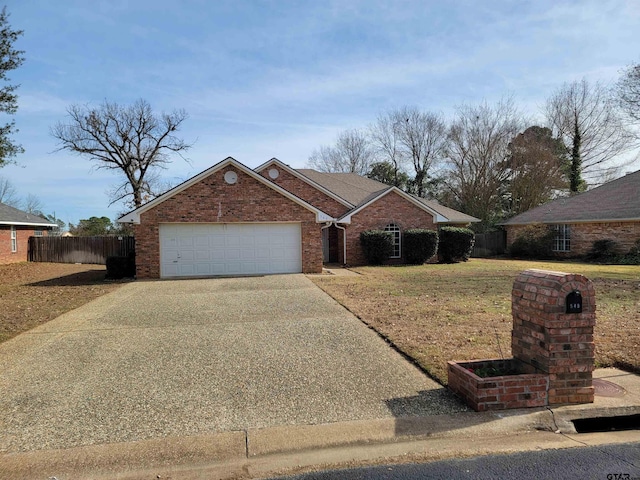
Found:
[360,230,393,265]
[618,238,640,265]
[106,255,136,279]
[508,224,555,259]
[439,226,475,263]
[404,229,438,264]
[585,239,619,262]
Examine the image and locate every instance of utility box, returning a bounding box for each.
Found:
[511,269,596,405]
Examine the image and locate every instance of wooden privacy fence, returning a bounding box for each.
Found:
[472,230,507,258]
[28,236,135,265]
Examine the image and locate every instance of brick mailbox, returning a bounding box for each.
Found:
[448,269,596,411]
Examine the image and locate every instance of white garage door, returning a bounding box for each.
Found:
[159,223,302,277]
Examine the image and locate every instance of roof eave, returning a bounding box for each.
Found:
[117,157,334,224]
[0,221,57,227]
[255,158,355,209]
[337,187,448,224]
[503,216,640,226]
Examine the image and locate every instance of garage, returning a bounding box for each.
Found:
[159,223,302,277]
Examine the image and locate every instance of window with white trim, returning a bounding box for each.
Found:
[553,224,571,252]
[384,223,401,258]
[34,228,43,237]
[11,225,17,252]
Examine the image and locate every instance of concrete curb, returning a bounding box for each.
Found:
[6,404,640,480]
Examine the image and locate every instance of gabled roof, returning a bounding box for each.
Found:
[293,169,479,224]
[295,169,389,207]
[0,202,57,227]
[503,169,640,225]
[255,158,354,208]
[337,186,449,224]
[118,157,333,224]
[413,197,480,224]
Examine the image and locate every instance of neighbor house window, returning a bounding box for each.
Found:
[384,223,401,258]
[10,225,17,252]
[553,224,571,252]
[34,228,43,237]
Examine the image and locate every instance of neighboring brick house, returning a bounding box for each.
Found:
[503,169,640,257]
[119,157,478,279]
[0,202,57,264]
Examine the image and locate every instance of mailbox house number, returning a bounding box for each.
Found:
[566,290,582,314]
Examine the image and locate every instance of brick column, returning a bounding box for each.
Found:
[511,269,596,405]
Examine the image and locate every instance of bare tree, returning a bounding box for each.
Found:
[544,78,634,192]
[51,99,191,209]
[307,128,372,175]
[22,193,44,214]
[0,175,19,206]
[616,62,640,124]
[505,126,569,215]
[0,7,25,166]
[444,97,524,229]
[369,113,407,188]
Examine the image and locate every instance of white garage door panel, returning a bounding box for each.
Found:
[159,223,302,277]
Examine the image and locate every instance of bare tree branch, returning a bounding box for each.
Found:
[544,78,635,190]
[307,129,372,175]
[51,99,191,209]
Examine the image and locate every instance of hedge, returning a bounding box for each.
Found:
[404,229,438,264]
[360,230,394,265]
[439,226,475,263]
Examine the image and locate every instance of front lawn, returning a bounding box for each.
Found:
[309,259,640,385]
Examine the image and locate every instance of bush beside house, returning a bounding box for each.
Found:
[359,230,394,265]
[439,227,475,263]
[404,229,438,264]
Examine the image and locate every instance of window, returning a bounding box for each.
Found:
[10,225,17,252]
[553,224,571,252]
[34,228,43,237]
[384,223,401,258]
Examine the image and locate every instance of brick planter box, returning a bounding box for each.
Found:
[448,358,549,411]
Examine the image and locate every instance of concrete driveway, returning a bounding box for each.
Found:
[0,274,466,454]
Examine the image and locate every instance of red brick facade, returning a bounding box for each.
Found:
[346,191,437,266]
[0,226,48,264]
[130,159,453,277]
[257,166,349,219]
[133,166,323,278]
[506,221,640,257]
[447,359,548,411]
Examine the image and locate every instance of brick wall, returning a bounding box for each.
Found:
[346,191,437,266]
[447,359,548,411]
[0,226,47,264]
[511,269,596,405]
[506,221,640,257]
[257,166,349,218]
[134,167,323,278]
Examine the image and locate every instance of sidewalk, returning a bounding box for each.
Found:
[2,367,639,480]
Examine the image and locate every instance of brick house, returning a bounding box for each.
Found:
[119,157,478,278]
[0,202,57,264]
[503,169,640,257]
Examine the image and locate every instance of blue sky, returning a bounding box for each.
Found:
[3,0,640,226]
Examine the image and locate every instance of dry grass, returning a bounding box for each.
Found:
[0,262,126,343]
[309,259,640,385]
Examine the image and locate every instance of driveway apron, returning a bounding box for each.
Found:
[0,274,466,453]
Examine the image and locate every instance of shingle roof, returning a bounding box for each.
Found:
[503,169,640,225]
[295,169,480,223]
[0,202,56,226]
[413,197,480,224]
[296,169,389,206]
